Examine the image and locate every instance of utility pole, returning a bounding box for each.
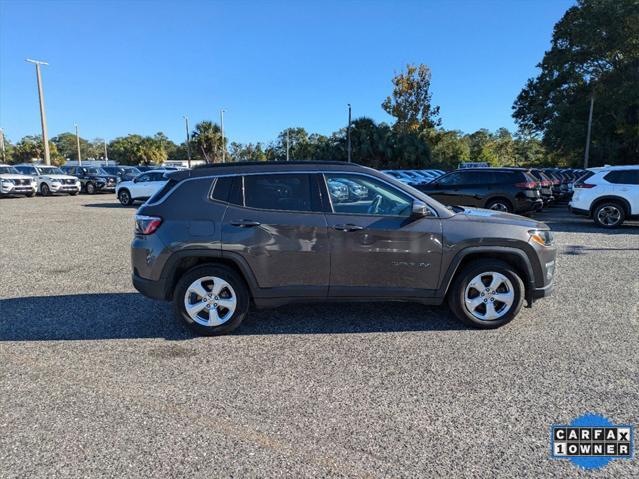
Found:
[183,116,191,168]
[584,92,595,169]
[75,124,82,166]
[286,129,290,161]
[347,103,352,163]
[26,59,51,165]
[220,109,226,163]
[104,140,108,166]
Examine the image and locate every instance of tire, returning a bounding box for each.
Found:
[448,259,524,329]
[40,183,50,196]
[69,191,79,196]
[174,264,250,336]
[485,198,513,213]
[25,191,35,198]
[593,201,625,228]
[85,182,96,195]
[118,189,133,206]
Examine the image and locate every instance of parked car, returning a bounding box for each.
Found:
[102,166,142,183]
[416,168,544,213]
[115,170,168,206]
[528,169,555,205]
[137,165,180,172]
[332,178,368,201]
[130,161,557,335]
[0,164,37,197]
[14,164,81,196]
[60,166,118,194]
[569,165,639,228]
[381,170,421,186]
[327,178,349,203]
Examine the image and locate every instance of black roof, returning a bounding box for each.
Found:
[169,160,371,181]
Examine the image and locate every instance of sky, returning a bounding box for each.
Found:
[0,0,575,145]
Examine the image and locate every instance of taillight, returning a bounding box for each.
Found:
[135,215,163,235]
[574,183,596,189]
[514,181,538,189]
[552,179,560,185]
[542,180,551,187]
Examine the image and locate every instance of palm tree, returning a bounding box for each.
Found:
[191,121,225,163]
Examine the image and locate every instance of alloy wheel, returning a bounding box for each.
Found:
[183,276,237,327]
[597,205,621,226]
[489,202,509,212]
[464,272,514,321]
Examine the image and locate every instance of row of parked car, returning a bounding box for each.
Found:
[0,163,180,198]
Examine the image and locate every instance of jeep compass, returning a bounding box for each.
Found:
[131,161,556,335]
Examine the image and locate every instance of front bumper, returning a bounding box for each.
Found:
[1,184,36,195]
[51,183,81,193]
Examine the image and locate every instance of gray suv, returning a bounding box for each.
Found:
[131,161,556,335]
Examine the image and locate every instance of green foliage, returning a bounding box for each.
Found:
[513,0,639,166]
[191,121,226,163]
[382,63,441,134]
[10,135,63,165]
[51,132,101,161]
[107,133,170,166]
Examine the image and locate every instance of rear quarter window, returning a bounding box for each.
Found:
[604,170,639,185]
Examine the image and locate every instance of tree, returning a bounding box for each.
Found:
[228,142,268,162]
[513,0,639,166]
[11,135,63,165]
[430,130,470,169]
[107,134,168,165]
[382,63,441,135]
[191,121,225,163]
[51,132,101,161]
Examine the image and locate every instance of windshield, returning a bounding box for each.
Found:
[125,167,141,174]
[0,166,19,174]
[86,167,109,175]
[36,167,65,175]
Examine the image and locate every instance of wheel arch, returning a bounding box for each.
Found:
[590,196,631,216]
[484,196,513,210]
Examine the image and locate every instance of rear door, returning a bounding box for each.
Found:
[604,170,639,215]
[221,173,330,296]
[322,172,443,295]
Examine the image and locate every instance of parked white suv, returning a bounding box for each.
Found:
[115,170,168,206]
[569,165,639,228]
[0,164,37,197]
[14,164,81,196]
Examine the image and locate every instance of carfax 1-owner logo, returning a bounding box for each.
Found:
[551,413,634,470]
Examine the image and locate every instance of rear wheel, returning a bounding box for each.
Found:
[118,189,133,206]
[448,259,524,329]
[485,198,513,213]
[40,183,50,196]
[593,202,625,228]
[174,265,249,336]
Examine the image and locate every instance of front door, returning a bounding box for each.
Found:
[221,173,330,295]
[322,173,443,297]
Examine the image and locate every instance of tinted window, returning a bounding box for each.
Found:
[437,172,464,185]
[464,171,490,185]
[324,173,412,217]
[136,173,152,182]
[244,174,314,212]
[604,170,639,185]
[211,176,233,202]
[149,172,166,181]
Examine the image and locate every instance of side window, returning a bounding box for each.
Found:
[324,173,413,217]
[137,173,151,182]
[244,174,315,212]
[605,170,639,185]
[150,172,165,182]
[437,172,464,186]
[465,172,489,185]
[211,176,233,202]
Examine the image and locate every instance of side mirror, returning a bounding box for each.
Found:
[411,200,432,218]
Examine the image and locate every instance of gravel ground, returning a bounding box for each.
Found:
[1,194,638,478]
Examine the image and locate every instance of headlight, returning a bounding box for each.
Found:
[529,229,554,247]
[2,179,15,185]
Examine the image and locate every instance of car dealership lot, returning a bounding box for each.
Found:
[1,195,638,477]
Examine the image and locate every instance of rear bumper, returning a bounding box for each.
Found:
[569,205,590,217]
[515,198,544,213]
[132,272,167,301]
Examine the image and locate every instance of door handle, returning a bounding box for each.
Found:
[332,224,364,232]
[230,219,261,228]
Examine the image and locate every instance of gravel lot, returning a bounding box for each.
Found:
[1,194,638,478]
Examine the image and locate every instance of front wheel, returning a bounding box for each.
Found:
[40,183,50,196]
[174,265,249,336]
[448,259,524,329]
[85,182,96,195]
[593,202,625,228]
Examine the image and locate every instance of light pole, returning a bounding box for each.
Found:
[220,109,226,163]
[75,124,82,166]
[584,92,595,169]
[26,59,51,165]
[183,116,191,168]
[104,140,109,166]
[0,128,5,163]
[347,103,352,163]
[286,129,290,161]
